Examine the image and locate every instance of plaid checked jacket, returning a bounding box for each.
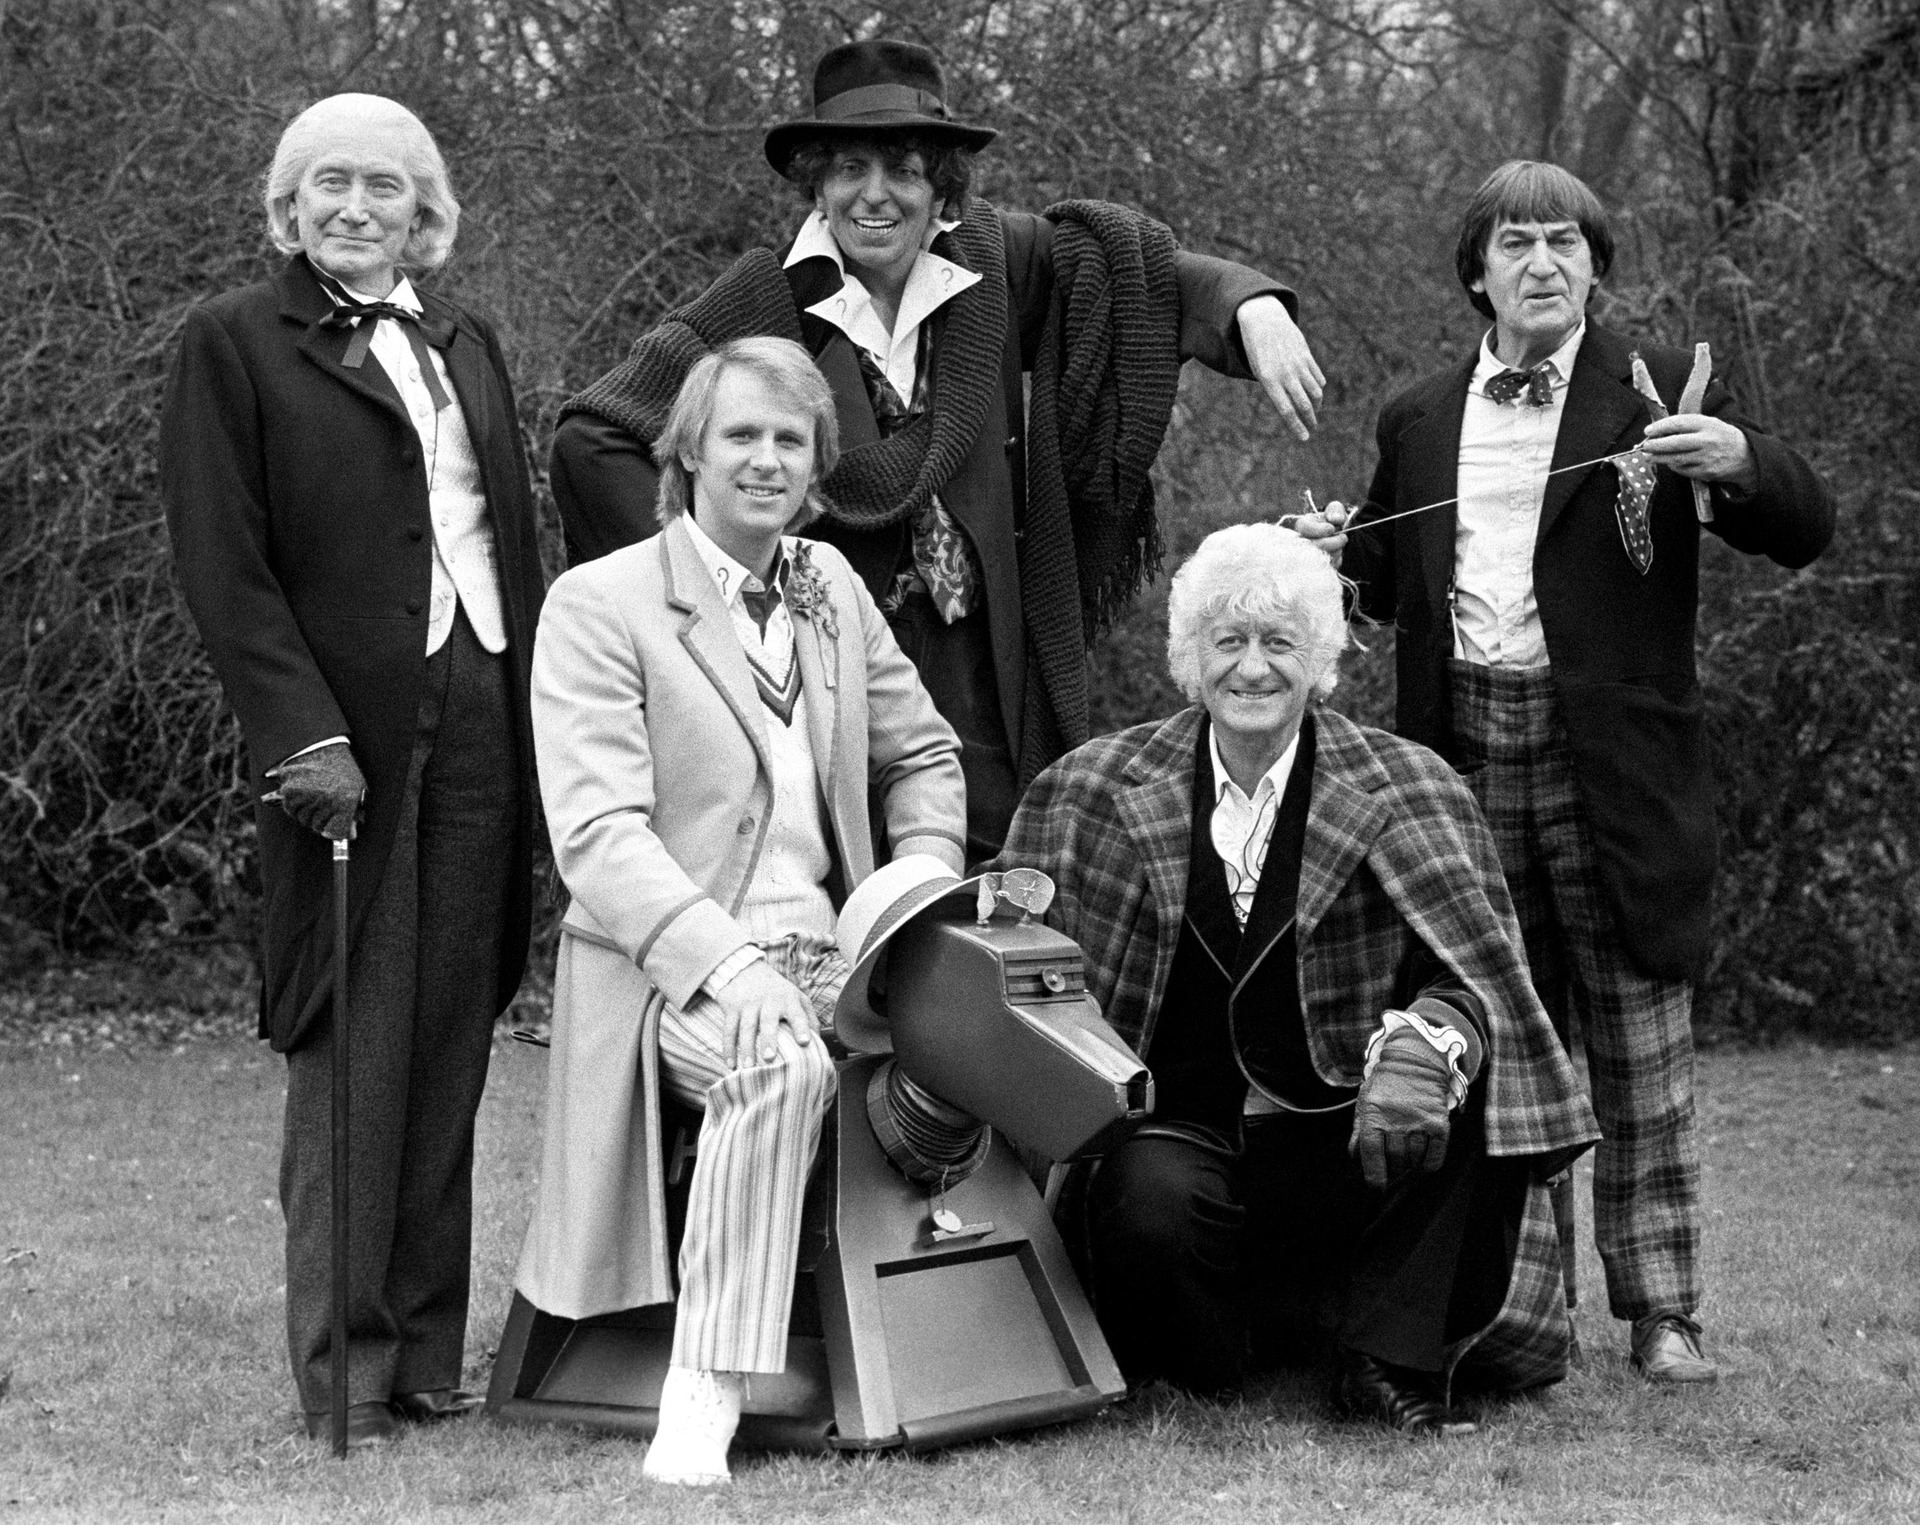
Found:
[1002,705,1598,1169]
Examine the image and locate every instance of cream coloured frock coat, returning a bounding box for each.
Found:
[515,515,966,1319]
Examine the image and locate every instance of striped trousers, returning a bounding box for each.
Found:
[1449,661,1703,1324]
[659,935,847,1374]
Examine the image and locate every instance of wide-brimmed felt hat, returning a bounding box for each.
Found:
[765,38,997,178]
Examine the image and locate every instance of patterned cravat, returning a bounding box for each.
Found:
[852,334,979,623]
[1485,363,1555,407]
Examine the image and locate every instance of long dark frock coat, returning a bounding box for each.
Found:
[160,253,545,1049]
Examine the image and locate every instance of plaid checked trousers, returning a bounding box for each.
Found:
[1449,661,1702,1323]
[659,934,848,1373]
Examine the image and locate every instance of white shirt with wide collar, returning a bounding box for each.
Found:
[783,211,980,404]
[1451,320,1586,669]
[681,515,835,955]
[332,273,505,658]
[1208,724,1301,929]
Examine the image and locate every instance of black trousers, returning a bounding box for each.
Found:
[280,611,519,1412]
[1085,1089,1528,1392]
[885,592,1017,863]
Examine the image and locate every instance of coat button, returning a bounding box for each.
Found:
[737,816,754,835]
[407,526,424,542]
[406,599,422,615]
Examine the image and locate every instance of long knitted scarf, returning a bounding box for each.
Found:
[560,198,1184,791]
[561,202,1009,534]
[1017,200,1182,785]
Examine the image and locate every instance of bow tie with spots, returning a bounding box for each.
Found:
[1485,364,1555,407]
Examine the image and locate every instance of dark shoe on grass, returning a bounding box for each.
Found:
[1631,1314,1719,1384]
[304,1401,397,1446]
[1331,1349,1477,1436]
[392,1388,485,1422]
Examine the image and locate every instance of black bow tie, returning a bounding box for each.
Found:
[313,270,456,410]
[319,297,455,347]
[1485,363,1555,406]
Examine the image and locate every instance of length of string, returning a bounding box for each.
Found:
[1332,449,1641,536]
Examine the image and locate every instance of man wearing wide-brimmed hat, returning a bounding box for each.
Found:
[551,38,1325,862]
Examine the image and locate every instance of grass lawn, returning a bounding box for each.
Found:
[3,1034,1916,1523]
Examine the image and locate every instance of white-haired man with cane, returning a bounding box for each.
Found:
[161,92,545,1446]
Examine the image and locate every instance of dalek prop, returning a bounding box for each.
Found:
[487,863,1152,1453]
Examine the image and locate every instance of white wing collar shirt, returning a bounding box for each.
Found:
[283,276,510,769]
[330,274,507,658]
[1451,320,1586,669]
[783,209,979,403]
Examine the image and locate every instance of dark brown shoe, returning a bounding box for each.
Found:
[304,1401,398,1446]
[391,1388,485,1422]
[1630,1314,1719,1384]
[1332,1350,1477,1436]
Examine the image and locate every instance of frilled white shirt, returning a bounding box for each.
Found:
[1451,321,1586,668]
[1208,726,1300,928]
[783,211,980,401]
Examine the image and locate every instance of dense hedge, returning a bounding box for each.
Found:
[2,1,1914,1041]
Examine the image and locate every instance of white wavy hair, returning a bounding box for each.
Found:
[1166,522,1349,703]
[263,94,460,273]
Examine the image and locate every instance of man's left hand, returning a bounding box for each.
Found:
[1350,1029,1455,1191]
[1236,295,1324,443]
[1288,499,1352,562]
[1640,414,1757,490]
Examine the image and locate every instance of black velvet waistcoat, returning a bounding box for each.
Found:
[1148,714,1354,1131]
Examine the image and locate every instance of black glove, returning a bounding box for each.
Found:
[266,742,365,841]
[1349,1028,1456,1190]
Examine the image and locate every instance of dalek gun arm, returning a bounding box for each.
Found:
[882,895,1154,1165]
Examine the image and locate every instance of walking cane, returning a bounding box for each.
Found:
[330,834,351,1458]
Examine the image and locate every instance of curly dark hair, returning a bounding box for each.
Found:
[781,130,976,218]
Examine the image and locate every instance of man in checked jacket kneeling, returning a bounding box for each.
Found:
[998,523,1599,1433]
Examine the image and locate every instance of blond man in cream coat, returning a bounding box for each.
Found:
[515,338,965,1484]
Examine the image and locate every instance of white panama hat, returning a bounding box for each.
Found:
[831,854,986,1054]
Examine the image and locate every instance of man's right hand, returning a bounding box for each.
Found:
[708,959,817,1070]
[265,742,366,841]
[1285,499,1352,563]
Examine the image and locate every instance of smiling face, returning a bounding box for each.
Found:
[815,145,939,294]
[685,366,818,578]
[290,120,420,295]
[1473,218,1595,369]
[1197,606,1316,762]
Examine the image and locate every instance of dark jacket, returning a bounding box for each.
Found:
[1343,321,1834,979]
[160,254,546,1048]
[547,207,1286,770]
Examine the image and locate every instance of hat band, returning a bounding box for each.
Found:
[854,876,957,965]
[816,82,950,122]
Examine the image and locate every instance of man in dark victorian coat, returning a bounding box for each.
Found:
[549,38,1326,860]
[1309,160,1835,1382]
[1000,524,1598,1434]
[160,93,545,1444]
